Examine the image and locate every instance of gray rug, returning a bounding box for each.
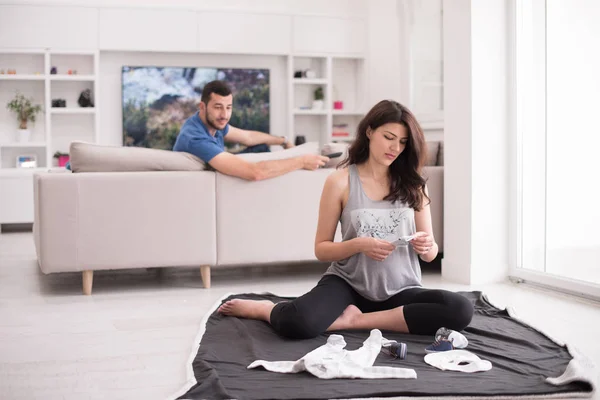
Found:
[172,291,596,399]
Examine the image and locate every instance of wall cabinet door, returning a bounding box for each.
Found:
[197,12,291,55]
[0,175,34,224]
[99,8,197,52]
[0,5,98,49]
[293,16,366,55]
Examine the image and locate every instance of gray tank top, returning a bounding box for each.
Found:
[324,164,422,301]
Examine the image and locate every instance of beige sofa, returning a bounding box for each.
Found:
[33,141,443,295]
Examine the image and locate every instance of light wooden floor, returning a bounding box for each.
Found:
[0,232,598,399]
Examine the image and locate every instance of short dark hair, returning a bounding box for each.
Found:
[201,80,232,104]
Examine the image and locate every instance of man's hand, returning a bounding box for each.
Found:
[283,141,295,150]
[301,154,330,170]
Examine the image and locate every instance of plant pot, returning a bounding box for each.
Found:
[17,129,31,143]
[312,100,324,110]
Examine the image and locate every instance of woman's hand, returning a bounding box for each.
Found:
[359,237,396,262]
[410,231,435,255]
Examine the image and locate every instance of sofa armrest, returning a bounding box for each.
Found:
[34,171,217,273]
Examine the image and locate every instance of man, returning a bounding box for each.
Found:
[173,80,329,181]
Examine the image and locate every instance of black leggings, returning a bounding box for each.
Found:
[270,274,474,339]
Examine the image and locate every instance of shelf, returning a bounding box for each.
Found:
[0,167,50,176]
[49,50,97,56]
[0,142,46,148]
[293,78,328,85]
[0,74,45,81]
[50,108,96,114]
[0,75,96,81]
[332,110,364,116]
[330,136,354,142]
[0,48,46,55]
[293,109,328,115]
[49,75,96,81]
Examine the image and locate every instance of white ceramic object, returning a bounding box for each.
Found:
[312,100,324,110]
[17,129,31,143]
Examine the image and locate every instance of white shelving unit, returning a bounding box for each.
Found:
[0,142,47,148]
[0,48,99,172]
[0,48,98,225]
[287,54,367,146]
[50,108,96,114]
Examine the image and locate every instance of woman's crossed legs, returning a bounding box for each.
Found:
[218,274,473,339]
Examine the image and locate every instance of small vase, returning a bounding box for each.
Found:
[312,100,324,110]
[58,155,70,167]
[17,129,31,143]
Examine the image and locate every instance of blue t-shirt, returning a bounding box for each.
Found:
[173,112,229,163]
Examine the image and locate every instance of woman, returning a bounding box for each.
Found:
[219,100,473,339]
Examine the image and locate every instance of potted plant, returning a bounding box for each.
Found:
[312,86,324,110]
[53,151,70,167]
[6,92,42,143]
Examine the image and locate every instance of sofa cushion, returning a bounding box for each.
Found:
[425,141,439,166]
[69,141,205,173]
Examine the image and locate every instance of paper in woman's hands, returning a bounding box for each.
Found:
[391,234,416,248]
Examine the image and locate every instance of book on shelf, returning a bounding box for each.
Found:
[332,122,350,137]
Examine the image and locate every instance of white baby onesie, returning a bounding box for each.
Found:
[248,329,417,379]
[424,350,492,373]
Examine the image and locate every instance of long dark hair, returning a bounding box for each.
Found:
[338,100,429,210]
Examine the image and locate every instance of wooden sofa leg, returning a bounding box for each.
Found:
[82,270,94,295]
[200,266,211,289]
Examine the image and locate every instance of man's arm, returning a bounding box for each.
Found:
[225,126,292,148]
[209,151,329,181]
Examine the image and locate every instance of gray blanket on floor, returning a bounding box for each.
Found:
[175,291,595,400]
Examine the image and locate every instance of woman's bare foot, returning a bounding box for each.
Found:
[327,304,363,331]
[218,299,275,322]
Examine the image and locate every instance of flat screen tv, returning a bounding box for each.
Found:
[121,66,270,150]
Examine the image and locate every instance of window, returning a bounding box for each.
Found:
[514,0,600,298]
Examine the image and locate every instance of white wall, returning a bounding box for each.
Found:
[367,0,403,106]
[442,0,509,284]
[442,0,472,283]
[3,0,368,17]
[470,0,508,284]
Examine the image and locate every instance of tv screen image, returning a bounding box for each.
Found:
[121,66,270,150]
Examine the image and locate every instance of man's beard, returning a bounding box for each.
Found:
[206,113,227,131]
